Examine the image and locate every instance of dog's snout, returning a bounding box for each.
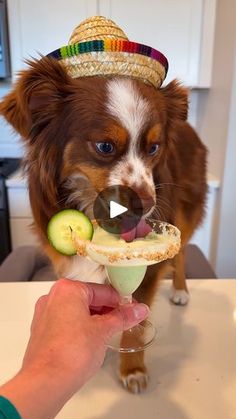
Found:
[130,186,155,215]
[140,196,156,214]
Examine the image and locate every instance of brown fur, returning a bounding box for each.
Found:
[0,57,207,393]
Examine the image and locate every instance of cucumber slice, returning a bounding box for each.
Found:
[47,209,93,256]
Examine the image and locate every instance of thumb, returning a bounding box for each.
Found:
[101,303,150,337]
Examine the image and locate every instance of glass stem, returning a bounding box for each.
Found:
[119,295,133,305]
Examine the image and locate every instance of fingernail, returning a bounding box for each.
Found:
[133,303,150,320]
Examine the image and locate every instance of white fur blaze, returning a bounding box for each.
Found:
[106,78,150,147]
[106,78,155,194]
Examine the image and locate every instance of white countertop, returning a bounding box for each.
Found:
[6,169,220,189]
[0,279,235,419]
[5,169,28,188]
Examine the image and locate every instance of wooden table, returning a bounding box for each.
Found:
[0,280,235,419]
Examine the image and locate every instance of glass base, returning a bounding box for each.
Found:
[107,320,156,353]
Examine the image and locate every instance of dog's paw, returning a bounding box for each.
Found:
[170,286,189,305]
[120,369,148,394]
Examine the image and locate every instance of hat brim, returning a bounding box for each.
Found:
[47,39,168,88]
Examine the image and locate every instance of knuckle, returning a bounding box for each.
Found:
[80,282,93,303]
[56,278,71,288]
[56,278,76,293]
[57,278,90,299]
[35,294,47,309]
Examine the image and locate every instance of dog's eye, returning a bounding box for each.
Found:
[95,142,114,154]
[148,144,159,155]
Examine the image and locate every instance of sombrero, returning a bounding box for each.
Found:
[47,15,168,89]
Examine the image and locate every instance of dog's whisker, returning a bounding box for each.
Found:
[64,187,96,195]
[152,207,164,221]
[153,195,176,220]
[54,197,66,206]
[154,182,183,190]
[155,206,166,220]
[154,182,181,187]
[79,200,94,212]
[70,186,96,192]
[66,195,94,208]
[156,200,174,216]
[66,195,95,212]
[151,208,159,219]
[157,196,173,210]
[156,194,173,206]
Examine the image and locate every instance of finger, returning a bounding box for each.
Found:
[100,303,150,336]
[85,283,120,308]
[50,279,121,309]
[48,279,119,308]
[30,294,48,333]
[90,306,114,315]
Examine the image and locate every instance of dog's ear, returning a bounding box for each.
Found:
[161,79,189,123]
[0,58,74,224]
[0,57,72,139]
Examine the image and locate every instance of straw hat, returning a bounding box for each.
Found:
[47,16,168,88]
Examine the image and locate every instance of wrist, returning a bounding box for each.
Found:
[0,365,79,419]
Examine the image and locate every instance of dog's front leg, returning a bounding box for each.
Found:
[119,262,168,393]
[170,248,189,305]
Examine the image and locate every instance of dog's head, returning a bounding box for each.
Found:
[0,58,188,236]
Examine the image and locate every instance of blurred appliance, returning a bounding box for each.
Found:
[0,0,11,78]
[0,158,20,263]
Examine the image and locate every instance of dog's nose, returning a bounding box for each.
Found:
[130,187,155,215]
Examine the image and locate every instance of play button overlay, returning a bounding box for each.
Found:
[110,201,127,218]
[93,185,143,234]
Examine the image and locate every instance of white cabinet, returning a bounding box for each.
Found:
[9,218,37,249]
[99,0,217,87]
[7,0,97,76]
[6,171,36,249]
[7,0,216,86]
[190,175,220,266]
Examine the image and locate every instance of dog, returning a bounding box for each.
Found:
[0,56,207,393]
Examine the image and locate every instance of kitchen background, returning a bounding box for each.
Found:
[0,0,235,277]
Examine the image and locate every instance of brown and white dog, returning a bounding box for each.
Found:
[0,57,207,393]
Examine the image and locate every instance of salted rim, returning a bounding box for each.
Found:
[73,221,181,266]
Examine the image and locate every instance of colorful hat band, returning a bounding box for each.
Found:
[47,39,169,75]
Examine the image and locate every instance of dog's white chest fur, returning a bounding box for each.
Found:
[64,255,107,284]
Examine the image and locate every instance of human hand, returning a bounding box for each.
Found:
[23,278,149,388]
[0,279,149,419]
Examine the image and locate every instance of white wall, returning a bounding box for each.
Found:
[216,53,236,277]
[196,0,236,180]
[193,0,236,274]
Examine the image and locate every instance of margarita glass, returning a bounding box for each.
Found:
[74,219,181,352]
